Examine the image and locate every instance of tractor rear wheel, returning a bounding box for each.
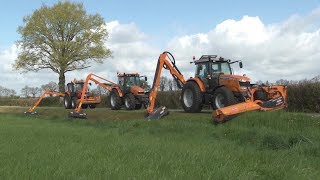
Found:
[110,89,122,110]
[212,87,236,110]
[89,104,96,109]
[64,94,72,109]
[124,93,136,110]
[135,103,142,110]
[181,81,203,113]
[81,104,88,109]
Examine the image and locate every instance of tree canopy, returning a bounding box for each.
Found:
[13,1,111,92]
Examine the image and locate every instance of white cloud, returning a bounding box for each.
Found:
[0,45,58,93]
[167,9,320,83]
[2,9,320,94]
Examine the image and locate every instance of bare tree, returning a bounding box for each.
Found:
[0,86,17,97]
[41,81,59,92]
[21,85,31,97]
[159,77,168,91]
[275,79,289,85]
[29,87,41,97]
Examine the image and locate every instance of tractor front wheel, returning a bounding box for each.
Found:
[181,81,203,113]
[212,87,236,110]
[64,95,72,109]
[124,94,136,110]
[71,97,77,109]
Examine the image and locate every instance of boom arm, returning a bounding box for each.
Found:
[25,90,65,114]
[74,73,119,114]
[146,52,186,115]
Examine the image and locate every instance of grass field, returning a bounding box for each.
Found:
[0,106,319,179]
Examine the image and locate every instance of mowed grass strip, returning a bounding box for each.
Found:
[0,107,319,179]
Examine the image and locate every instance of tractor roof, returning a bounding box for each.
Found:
[194,55,230,64]
[70,79,85,84]
[117,72,140,77]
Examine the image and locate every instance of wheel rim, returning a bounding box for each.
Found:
[215,93,225,108]
[71,100,76,108]
[183,89,193,108]
[110,94,116,107]
[125,97,130,108]
[64,98,68,107]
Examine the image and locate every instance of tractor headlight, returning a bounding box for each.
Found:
[239,80,250,91]
[240,86,247,90]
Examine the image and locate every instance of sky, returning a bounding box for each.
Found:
[1,0,320,93]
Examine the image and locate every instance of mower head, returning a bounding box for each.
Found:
[24,111,38,115]
[68,111,87,119]
[146,106,169,120]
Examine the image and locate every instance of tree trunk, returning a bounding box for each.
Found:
[58,71,66,92]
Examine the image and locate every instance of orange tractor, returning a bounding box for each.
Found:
[64,79,101,109]
[25,73,148,116]
[146,52,287,123]
[25,80,100,114]
[69,73,149,118]
[109,72,149,110]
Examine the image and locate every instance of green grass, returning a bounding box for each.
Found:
[0,107,319,179]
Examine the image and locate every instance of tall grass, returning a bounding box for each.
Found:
[0,107,319,179]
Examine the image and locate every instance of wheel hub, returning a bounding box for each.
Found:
[110,95,116,107]
[215,94,225,109]
[183,89,193,108]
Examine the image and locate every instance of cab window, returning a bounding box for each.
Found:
[196,63,208,78]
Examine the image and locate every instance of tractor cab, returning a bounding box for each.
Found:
[66,82,84,93]
[65,80,93,99]
[117,73,147,93]
[193,55,244,90]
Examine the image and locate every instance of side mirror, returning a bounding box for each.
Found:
[239,62,243,68]
[144,77,147,81]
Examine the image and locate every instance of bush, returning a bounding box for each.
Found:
[287,81,320,112]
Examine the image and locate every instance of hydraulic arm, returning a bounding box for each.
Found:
[146,51,186,120]
[69,73,120,118]
[24,90,65,115]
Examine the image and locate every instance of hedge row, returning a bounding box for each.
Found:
[1,81,319,113]
[287,82,320,113]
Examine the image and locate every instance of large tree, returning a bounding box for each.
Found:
[14,1,111,92]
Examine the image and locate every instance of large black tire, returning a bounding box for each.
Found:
[212,87,236,110]
[81,104,88,109]
[89,104,96,109]
[110,90,122,110]
[135,103,142,110]
[71,97,77,109]
[181,81,203,113]
[64,94,72,109]
[124,93,136,110]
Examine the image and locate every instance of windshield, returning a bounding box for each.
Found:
[212,62,231,74]
[124,76,140,87]
[75,83,84,92]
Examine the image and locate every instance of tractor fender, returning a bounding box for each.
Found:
[112,86,124,97]
[186,78,206,92]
